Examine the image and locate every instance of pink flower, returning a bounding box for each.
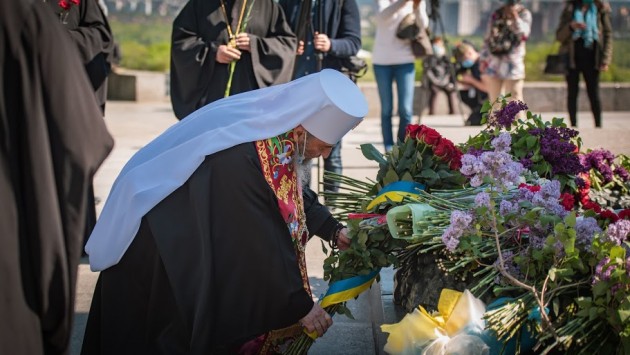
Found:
[59,0,71,10]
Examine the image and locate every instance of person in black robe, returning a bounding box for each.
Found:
[45,0,116,248]
[81,69,368,353]
[170,0,298,120]
[0,1,114,354]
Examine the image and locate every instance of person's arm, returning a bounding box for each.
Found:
[327,0,361,57]
[66,0,114,65]
[460,72,487,93]
[247,0,298,88]
[374,0,409,23]
[556,4,574,43]
[302,187,351,249]
[512,7,532,40]
[599,3,613,69]
[415,0,429,29]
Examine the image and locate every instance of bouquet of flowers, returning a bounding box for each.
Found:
[578,149,630,210]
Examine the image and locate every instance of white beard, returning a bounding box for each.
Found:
[294,156,312,188]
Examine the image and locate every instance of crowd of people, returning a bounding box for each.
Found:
[0,0,618,353]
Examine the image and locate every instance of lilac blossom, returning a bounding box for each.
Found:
[626,257,630,277]
[493,100,528,128]
[491,133,512,153]
[574,217,602,251]
[593,257,614,284]
[581,149,617,183]
[493,250,522,284]
[530,127,586,176]
[604,220,630,245]
[499,200,518,216]
[441,210,474,251]
[615,166,630,182]
[474,192,492,208]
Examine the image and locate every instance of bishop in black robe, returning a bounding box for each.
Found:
[0,1,114,354]
[81,142,341,354]
[170,0,297,120]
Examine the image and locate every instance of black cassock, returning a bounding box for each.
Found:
[0,1,114,354]
[170,0,297,120]
[81,143,338,354]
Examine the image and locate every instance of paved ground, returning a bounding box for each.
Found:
[71,100,630,354]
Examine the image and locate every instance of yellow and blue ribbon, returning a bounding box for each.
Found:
[366,181,426,210]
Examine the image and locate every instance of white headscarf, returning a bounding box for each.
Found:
[86,69,368,271]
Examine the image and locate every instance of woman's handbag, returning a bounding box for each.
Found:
[544,53,569,75]
[396,13,432,58]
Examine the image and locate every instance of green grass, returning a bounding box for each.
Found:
[109,17,630,83]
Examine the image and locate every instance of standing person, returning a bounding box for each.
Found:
[556,0,612,128]
[0,1,113,354]
[170,0,297,120]
[373,0,429,153]
[424,36,456,116]
[45,0,116,249]
[279,0,361,193]
[81,70,367,354]
[453,42,488,126]
[480,0,532,104]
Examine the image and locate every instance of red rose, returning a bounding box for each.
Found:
[418,126,442,146]
[405,124,422,140]
[619,209,630,220]
[599,210,619,223]
[433,139,454,161]
[559,193,575,211]
[59,0,71,10]
[582,200,602,213]
[449,150,463,170]
[70,0,80,4]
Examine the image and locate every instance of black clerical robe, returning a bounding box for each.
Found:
[170,0,297,120]
[81,143,338,354]
[45,0,115,113]
[0,1,114,354]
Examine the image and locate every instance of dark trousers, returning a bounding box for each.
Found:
[566,39,602,127]
[429,85,455,115]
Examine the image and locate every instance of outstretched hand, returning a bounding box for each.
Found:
[300,303,333,337]
[336,227,351,251]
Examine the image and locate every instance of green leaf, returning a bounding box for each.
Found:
[481,100,492,114]
[611,245,626,260]
[401,171,414,182]
[548,267,556,281]
[526,135,538,149]
[383,169,399,185]
[320,240,328,255]
[419,169,440,180]
[360,143,387,165]
[564,212,577,228]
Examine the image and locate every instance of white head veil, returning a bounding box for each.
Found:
[86,69,368,271]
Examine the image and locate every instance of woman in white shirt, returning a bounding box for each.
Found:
[373,0,428,152]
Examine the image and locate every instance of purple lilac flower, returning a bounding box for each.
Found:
[615,166,630,182]
[466,147,486,157]
[519,157,533,169]
[529,235,546,250]
[531,127,586,176]
[474,192,492,208]
[575,176,587,189]
[493,100,528,128]
[499,200,517,216]
[626,257,630,277]
[541,180,561,200]
[575,217,602,251]
[491,133,512,153]
[441,210,475,251]
[581,149,616,183]
[493,250,522,284]
[593,257,614,284]
[460,141,524,189]
[604,220,630,245]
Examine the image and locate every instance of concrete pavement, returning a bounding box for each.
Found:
[71,100,630,354]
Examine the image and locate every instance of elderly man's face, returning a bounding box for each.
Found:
[302,133,334,160]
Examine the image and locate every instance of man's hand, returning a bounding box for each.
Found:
[234,33,251,52]
[314,32,331,53]
[297,40,305,55]
[216,44,241,64]
[336,227,351,251]
[300,303,333,337]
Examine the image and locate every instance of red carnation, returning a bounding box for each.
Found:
[559,193,575,211]
[405,124,422,140]
[599,210,619,223]
[618,209,630,220]
[59,0,71,10]
[518,183,541,193]
[418,126,442,146]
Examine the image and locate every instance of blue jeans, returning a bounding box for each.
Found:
[323,141,342,193]
[374,63,416,152]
